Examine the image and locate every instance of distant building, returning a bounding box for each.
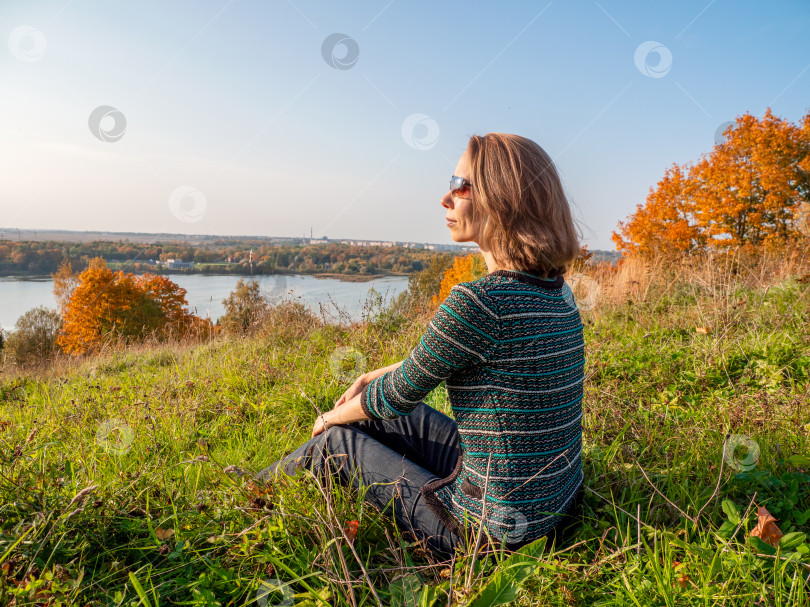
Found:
[164,259,194,270]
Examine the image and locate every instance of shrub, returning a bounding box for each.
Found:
[218,279,271,336]
[388,253,456,320]
[5,306,62,366]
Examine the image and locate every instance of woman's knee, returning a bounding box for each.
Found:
[304,425,366,477]
[266,426,354,478]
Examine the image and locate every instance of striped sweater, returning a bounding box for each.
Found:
[360,269,585,547]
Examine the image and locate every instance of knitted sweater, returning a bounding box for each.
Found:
[360,269,585,547]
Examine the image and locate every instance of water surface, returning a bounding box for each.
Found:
[0,273,410,332]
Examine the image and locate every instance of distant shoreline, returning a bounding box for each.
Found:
[0,228,478,251]
[0,271,410,282]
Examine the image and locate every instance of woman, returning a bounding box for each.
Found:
[254,133,585,558]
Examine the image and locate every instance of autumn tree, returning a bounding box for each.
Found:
[613,164,703,258]
[613,108,810,257]
[431,253,488,308]
[56,258,212,355]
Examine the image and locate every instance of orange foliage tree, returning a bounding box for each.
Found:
[613,108,810,257]
[55,257,213,355]
[431,253,488,308]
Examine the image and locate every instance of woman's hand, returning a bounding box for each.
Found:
[333,362,403,410]
[312,406,348,438]
[334,373,371,409]
[311,413,328,438]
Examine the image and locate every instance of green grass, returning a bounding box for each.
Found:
[1,266,809,606]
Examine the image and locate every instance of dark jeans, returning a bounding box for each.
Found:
[253,402,463,557]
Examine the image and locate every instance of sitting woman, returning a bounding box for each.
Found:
[254,132,586,558]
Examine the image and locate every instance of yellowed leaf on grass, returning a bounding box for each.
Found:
[749,506,784,547]
[155,527,175,541]
[672,561,690,588]
[695,327,710,334]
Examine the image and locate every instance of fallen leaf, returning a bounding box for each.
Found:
[669,560,691,588]
[344,520,359,542]
[247,480,274,510]
[155,527,175,541]
[223,465,247,476]
[749,506,784,547]
[695,327,710,334]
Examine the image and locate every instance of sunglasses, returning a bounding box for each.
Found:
[449,175,473,199]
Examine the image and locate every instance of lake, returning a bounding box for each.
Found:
[0,273,411,332]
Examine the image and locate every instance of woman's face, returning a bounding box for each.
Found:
[441,152,479,243]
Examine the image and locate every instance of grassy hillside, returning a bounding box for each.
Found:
[1,252,809,606]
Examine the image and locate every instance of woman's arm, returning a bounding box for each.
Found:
[333,360,404,408]
[314,361,404,436]
[361,283,497,420]
[365,360,403,381]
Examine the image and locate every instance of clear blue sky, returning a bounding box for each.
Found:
[1,0,808,250]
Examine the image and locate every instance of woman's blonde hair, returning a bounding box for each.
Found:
[466,133,582,279]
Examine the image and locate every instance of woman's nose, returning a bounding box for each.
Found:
[440,192,453,208]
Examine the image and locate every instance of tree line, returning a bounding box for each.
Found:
[0,241,435,277]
